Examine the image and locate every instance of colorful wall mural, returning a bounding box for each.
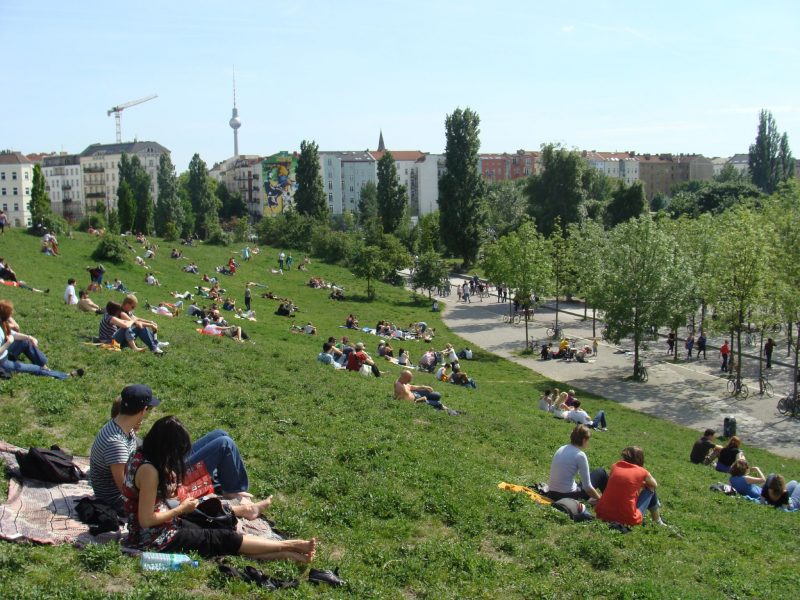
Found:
[261,151,298,215]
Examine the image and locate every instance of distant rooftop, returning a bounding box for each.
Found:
[80,141,170,157]
[0,151,32,165]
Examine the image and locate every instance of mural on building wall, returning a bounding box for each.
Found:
[262,151,298,215]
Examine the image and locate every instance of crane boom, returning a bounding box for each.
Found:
[107,94,158,142]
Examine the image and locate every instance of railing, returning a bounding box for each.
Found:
[86,192,106,199]
[62,184,72,190]
[84,166,104,173]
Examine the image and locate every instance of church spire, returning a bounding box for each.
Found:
[377,130,385,152]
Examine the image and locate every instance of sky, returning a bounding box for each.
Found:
[2,0,799,171]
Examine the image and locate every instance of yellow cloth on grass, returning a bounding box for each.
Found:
[498,482,552,505]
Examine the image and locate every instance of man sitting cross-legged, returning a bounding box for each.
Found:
[89,384,255,517]
[393,369,457,413]
[565,399,608,431]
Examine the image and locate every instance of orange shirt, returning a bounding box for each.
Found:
[595,461,650,526]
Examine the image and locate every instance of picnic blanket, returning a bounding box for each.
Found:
[498,482,553,505]
[0,441,282,547]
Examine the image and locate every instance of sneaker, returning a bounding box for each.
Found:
[153,347,164,355]
[157,341,170,348]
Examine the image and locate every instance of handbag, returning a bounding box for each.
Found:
[182,496,238,530]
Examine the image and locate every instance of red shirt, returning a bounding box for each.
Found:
[721,343,730,356]
[347,350,367,371]
[595,461,650,526]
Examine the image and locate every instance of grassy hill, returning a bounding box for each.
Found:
[0,229,798,599]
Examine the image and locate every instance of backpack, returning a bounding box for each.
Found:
[15,445,86,484]
[552,498,595,522]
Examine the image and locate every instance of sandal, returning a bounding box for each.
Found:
[308,567,347,587]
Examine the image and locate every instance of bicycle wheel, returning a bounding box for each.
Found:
[777,396,790,416]
[640,366,649,382]
[502,315,511,323]
[727,379,736,395]
[514,315,522,325]
[762,381,774,398]
[739,383,749,399]
[546,327,555,337]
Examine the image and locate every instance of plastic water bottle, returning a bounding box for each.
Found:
[140,551,199,571]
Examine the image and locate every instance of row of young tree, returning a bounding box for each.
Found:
[481,180,800,395]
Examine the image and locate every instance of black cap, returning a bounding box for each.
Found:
[120,384,160,412]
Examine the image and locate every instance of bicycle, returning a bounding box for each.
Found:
[743,330,757,347]
[633,359,648,382]
[727,377,749,399]
[757,374,773,397]
[546,323,564,339]
[777,393,798,416]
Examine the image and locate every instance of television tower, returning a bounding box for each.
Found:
[229,69,241,157]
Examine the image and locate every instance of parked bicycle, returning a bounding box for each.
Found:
[633,359,648,382]
[757,373,774,397]
[546,322,564,339]
[727,376,749,399]
[777,392,798,416]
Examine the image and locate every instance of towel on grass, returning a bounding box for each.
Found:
[498,482,553,505]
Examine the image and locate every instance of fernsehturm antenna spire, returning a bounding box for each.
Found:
[229,67,241,157]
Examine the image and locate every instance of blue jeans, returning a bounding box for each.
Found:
[113,326,158,351]
[6,339,48,367]
[591,410,607,429]
[637,488,660,514]
[0,358,68,380]
[414,390,443,410]
[188,430,249,494]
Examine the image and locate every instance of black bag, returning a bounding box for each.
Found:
[552,498,595,522]
[182,496,238,530]
[15,445,85,484]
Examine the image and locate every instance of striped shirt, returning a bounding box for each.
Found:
[89,420,137,505]
[98,314,118,343]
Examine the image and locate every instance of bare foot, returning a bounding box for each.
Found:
[236,495,273,520]
[222,491,254,502]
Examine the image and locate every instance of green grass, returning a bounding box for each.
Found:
[0,229,798,599]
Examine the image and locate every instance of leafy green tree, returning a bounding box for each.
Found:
[130,156,153,234]
[28,164,52,230]
[595,216,688,378]
[486,180,527,237]
[185,154,220,239]
[749,109,795,194]
[526,144,588,235]
[350,245,387,300]
[605,181,647,228]
[116,180,136,233]
[216,181,246,220]
[705,208,769,386]
[357,180,378,225]
[667,180,763,218]
[582,166,614,204]
[567,219,606,336]
[107,209,120,234]
[377,151,408,234]
[438,107,487,268]
[156,154,184,236]
[295,140,327,219]
[715,163,748,184]
[417,212,442,254]
[378,233,412,284]
[483,220,553,348]
[411,251,449,299]
[547,219,576,330]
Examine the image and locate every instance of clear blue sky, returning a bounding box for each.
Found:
[2,1,798,171]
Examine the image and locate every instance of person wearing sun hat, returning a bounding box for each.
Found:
[90,384,252,515]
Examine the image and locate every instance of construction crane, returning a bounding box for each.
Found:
[107,94,157,143]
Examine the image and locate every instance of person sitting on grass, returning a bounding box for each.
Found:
[77,289,103,314]
[545,425,606,502]
[418,348,437,373]
[317,342,345,369]
[690,428,722,465]
[377,340,394,358]
[64,278,78,305]
[393,369,453,412]
[0,300,84,380]
[145,272,161,286]
[450,364,477,389]
[565,399,607,430]
[122,414,317,562]
[346,342,380,377]
[761,474,800,509]
[120,295,165,354]
[222,298,236,311]
[87,264,105,292]
[99,301,146,351]
[538,389,554,412]
[397,348,410,366]
[715,436,743,473]
[728,458,767,499]
[435,363,450,382]
[595,446,665,527]
[90,385,255,517]
[345,314,358,329]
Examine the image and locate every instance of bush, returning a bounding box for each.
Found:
[311,226,357,265]
[257,211,315,251]
[91,235,130,264]
[206,225,232,246]
[28,212,69,236]
[163,221,180,242]
[77,213,106,232]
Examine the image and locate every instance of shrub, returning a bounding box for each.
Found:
[206,225,232,246]
[91,235,130,264]
[257,211,315,251]
[311,226,357,264]
[28,212,69,236]
[163,221,180,242]
[77,213,106,232]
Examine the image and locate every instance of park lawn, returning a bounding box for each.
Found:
[0,228,798,600]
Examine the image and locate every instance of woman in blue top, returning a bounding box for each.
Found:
[728,458,766,499]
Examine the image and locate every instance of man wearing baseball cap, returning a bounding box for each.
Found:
[90,384,251,515]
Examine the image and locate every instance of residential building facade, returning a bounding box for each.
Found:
[0,151,34,227]
[210,155,264,217]
[42,154,84,221]
[319,151,377,215]
[479,150,537,182]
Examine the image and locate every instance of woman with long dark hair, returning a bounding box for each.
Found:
[123,416,316,562]
[0,299,82,380]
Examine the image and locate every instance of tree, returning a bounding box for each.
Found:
[483,220,553,348]
[526,144,588,235]
[185,154,220,239]
[547,219,576,330]
[295,140,327,219]
[486,180,527,238]
[357,180,378,225]
[350,245,387,300]
[438,107,487,268]
[376,151,408,234]
[156,153,184,236]
[715,163,748,184]
[567,219,607,336]
[411,251,449,299]
[130,156,153,234]
[116,180,136,233]
[595,216,688,379]
[749,109,795,194]
[28,164,51,230]
[667,180,763,218]
[107,209,120,234]
[604,181,647,228]
[217,181,246,220]
[417,212,442,254]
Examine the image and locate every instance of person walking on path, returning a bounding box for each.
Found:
[720,340,730,372]
[496,285,503,303]
[667,332,675,355]
[697,332,707,360]
[592,338,599,358]
[685,334,695,360]
[764,337,775,369]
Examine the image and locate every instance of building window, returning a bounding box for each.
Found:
[328,181,332,190]
[13,203,19,211]
[0,173,5,180]
[12,172,17,180]
[328,193,333,202]
[1,189,5,196]
[2,204,6,211]
[24,187,30,195]
[12,188,18,196]
[24,171,29,180]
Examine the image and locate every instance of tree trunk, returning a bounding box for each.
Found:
[673,328,679,361]
[592,307,596,338]
[788,321,793,357]
[794,323,800,417]
[524,312,530,350]
[555,276,560,329]
[584,299,588,321]
[700,300,706,333]
[758,329,764,394]
[633,310,640,379]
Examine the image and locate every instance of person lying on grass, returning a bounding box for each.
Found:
[0,300,84,380]
[202,318,245,342]
[393,369,453,412]
[90,384,256,517]
[595,446,665,527]
[545,425,606,503]
[565,399,608,430]
[125,417,314,562]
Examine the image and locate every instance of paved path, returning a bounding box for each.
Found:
[436,278,800,459]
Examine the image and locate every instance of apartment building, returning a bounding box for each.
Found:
[42,154,84,221]
[319,151,376,215]
[0,151,34,227]
[479,150,537,182]
[210,155,264,217]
